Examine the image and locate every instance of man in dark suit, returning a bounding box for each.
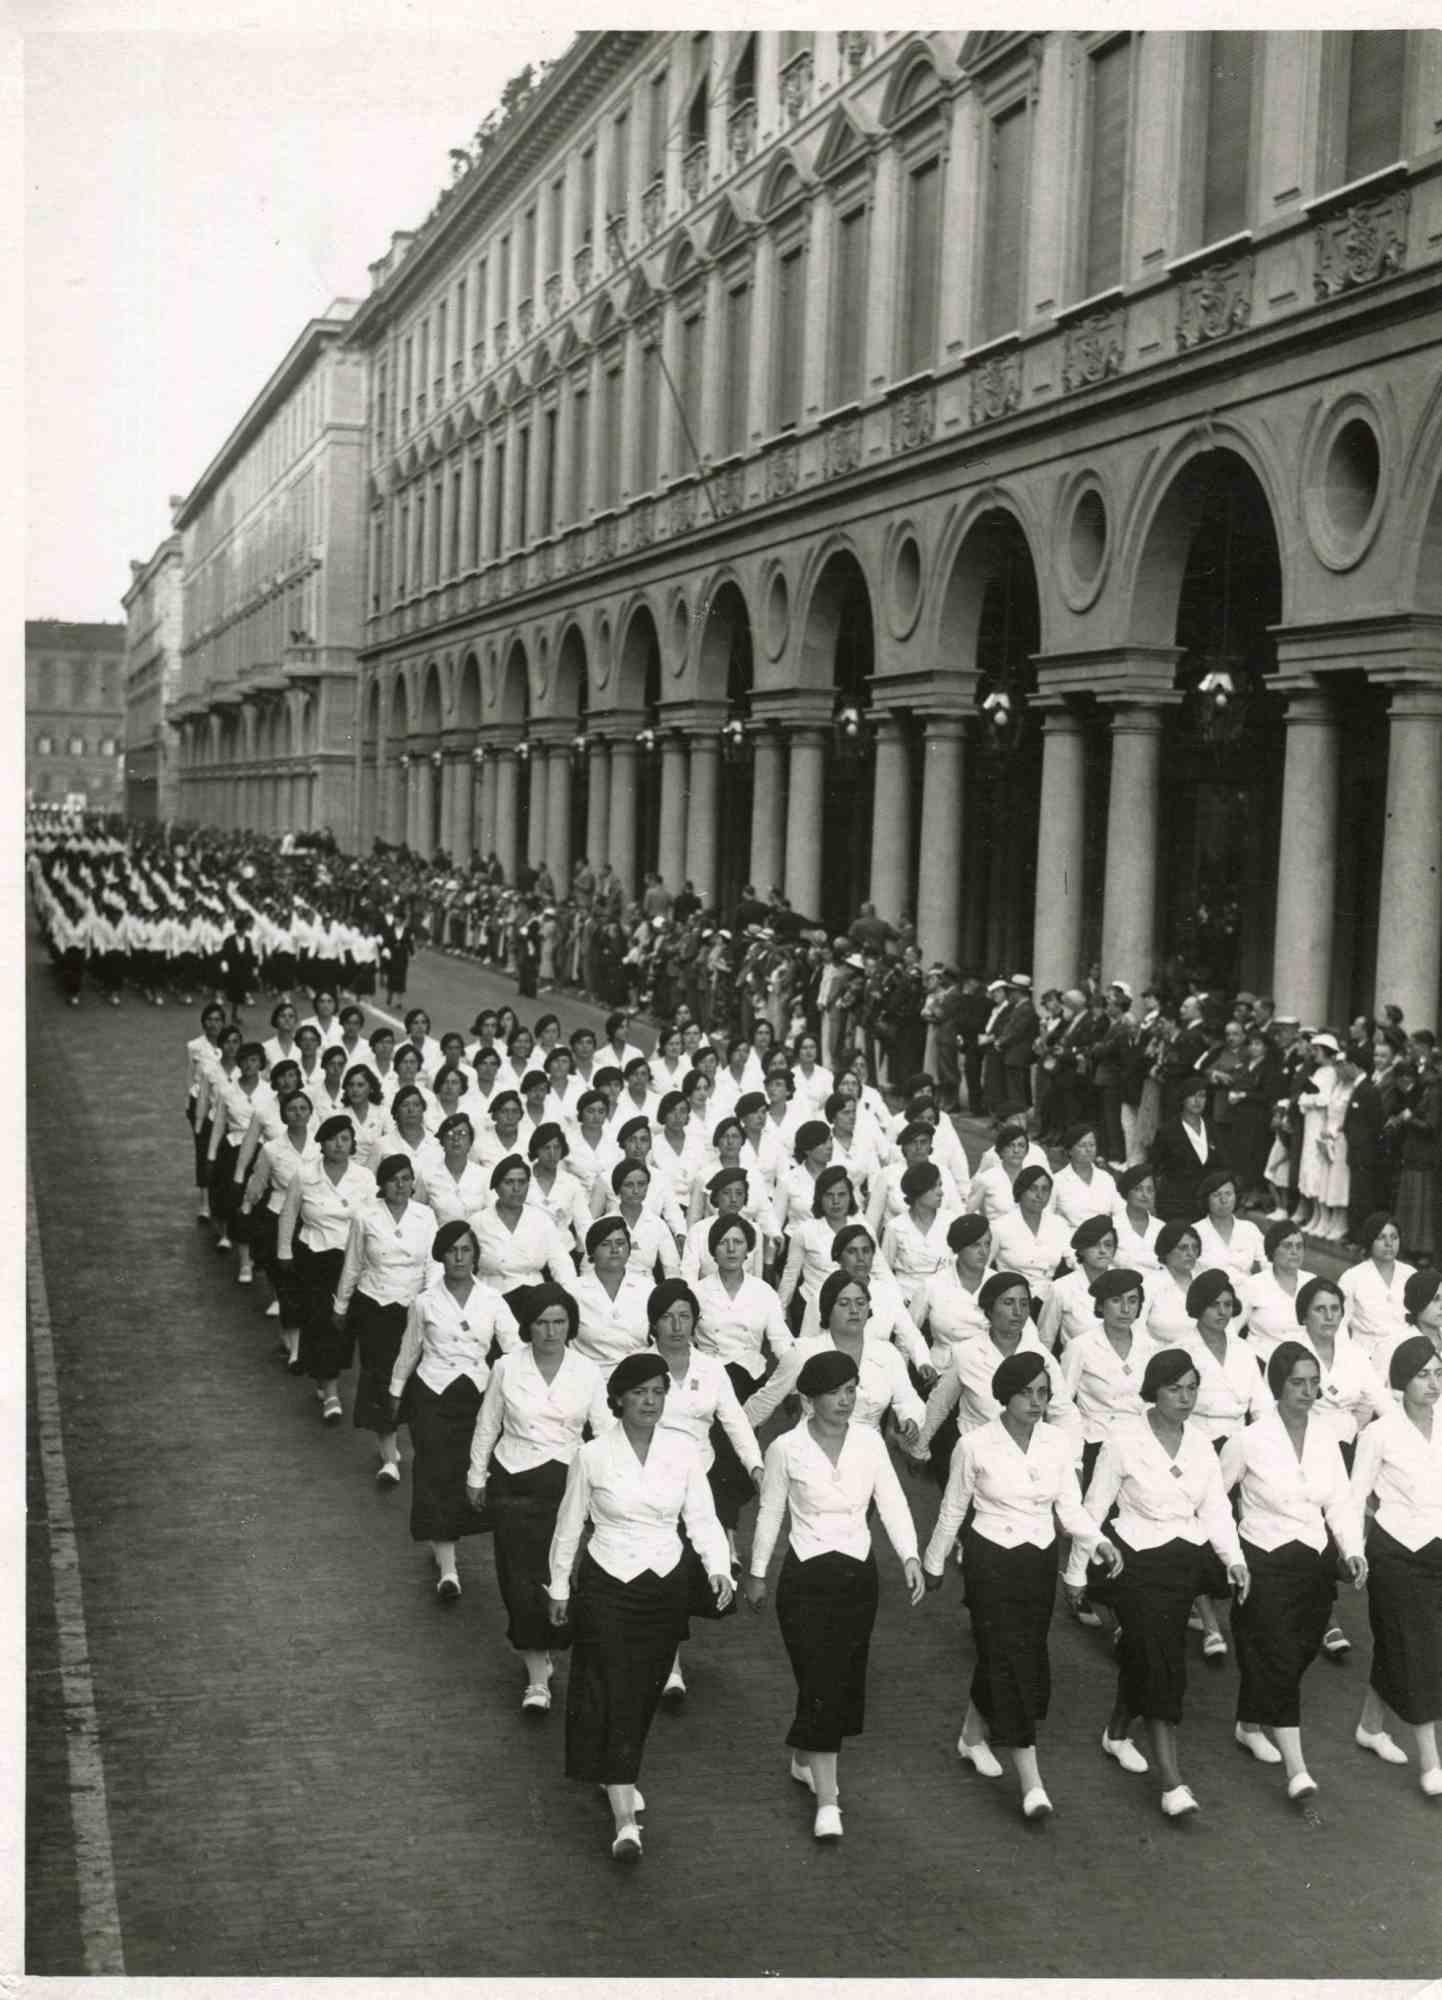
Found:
[996,974,1038,1121]
[956,972,991,1116]
[1160,994,1210,1118]
[928,966,964,1112]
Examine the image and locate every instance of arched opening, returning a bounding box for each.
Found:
[698,579,754,915]
[937,510,1043,975]
[800,549,875,933]
[1139,450,1295,995]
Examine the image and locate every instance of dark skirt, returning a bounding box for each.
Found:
[775,1546,879,1751]
[1232,1538,1334,1727]
[406,1374,489,1543]
[962,1527,1058,1749]
[564,1549,690,1784]
[1107,1535,1212,1726]
[351,1292,408,1434]
[260,1213,304,1326]
[489,1456,573,1653]
[707,1363,761,1529]
[294,1241,349,1381]
[192,1114,213,1193]
[208,1138,241,1227]
[1366,1525,1442,1726]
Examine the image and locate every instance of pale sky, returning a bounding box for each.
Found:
[22,13,578,622]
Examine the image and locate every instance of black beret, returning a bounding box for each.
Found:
[796,1349,859,1398]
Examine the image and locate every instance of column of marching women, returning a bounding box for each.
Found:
[33,841,1442,1861]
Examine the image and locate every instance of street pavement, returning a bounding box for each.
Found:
[25,936,1439,1977]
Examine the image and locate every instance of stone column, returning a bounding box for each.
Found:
[916,717,965,966]
[869,715,912,925]
[586,740,611,869]
[749,728,786,897]
[1031,707,1087,990]
[546,745,573,888]
[1099,705,1165,998]
[493,749,520,882]
[474,755,493,862]
[609,737,638,898]
[1271,689,1339,1026]
[413,756,436,858]
[526,746,549,875]
[1374,684,1442,1025]
[439,753,460,860]
[784,726,826,920]
[659,735,689,892]
[686,733,720,908]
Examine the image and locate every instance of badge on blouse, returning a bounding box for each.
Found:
[1027,1466,1041,1483]
[460,1319,469,1331]
[1170,1464,1183,1479]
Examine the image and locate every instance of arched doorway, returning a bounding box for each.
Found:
[698,580,754,917]
[938,510,1043,976]
[800,549,875,933]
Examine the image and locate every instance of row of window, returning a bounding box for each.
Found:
[29,664,122,708]
[189,367,330,561]
[33,734,118,757]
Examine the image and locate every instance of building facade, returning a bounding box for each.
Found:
[121,533,184,822]
[169,301,369,845]
[25,620,127,810]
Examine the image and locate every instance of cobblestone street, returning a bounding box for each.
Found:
[25,939,1441,1977]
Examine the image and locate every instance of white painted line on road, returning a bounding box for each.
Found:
[26,1162,126,1976]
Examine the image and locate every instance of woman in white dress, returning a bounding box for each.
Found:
[385,1085,445,1201]
[1293,1032,1341,1233]
[426,1114,490,1226]
[238,1085,317,1366]
[1047,1124,1120,1230]
[470,1155,574,1294]
[1143,1221,1204,1349]
[777,1166,862,1327]
[1192,1170,1265,1285]
[990,1167,1072,1319]
[1239,1221,1314,1367]
[966,1124,1032,1222]
[334,1153,434,1485]
[1112,1165,1163,1272]
[917,1214,996,1375]
[1038,1215,1117,1354]
[1061,1267,1159,1488]
[881,1163,956,1312]
[1338,1214,1417,1367]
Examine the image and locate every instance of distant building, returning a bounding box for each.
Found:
[169,300,368,844]
[25,620,127,811]
[122,534,184,822]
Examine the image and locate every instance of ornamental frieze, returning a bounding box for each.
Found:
[712,465,745,517]
[631,500,654,548]
[1176,254,1253,350]
[889,385,936,455]
[573,244,593,295]
[969,350,1020,426]
[1061,304,1125,393]
[1313,188,1409,300]
[517,299,534,343]
[642,179,665,237]
[671,485,697,535]
[683,142,708,203]
[823,414,862,478]
[766,441,800,499]
[544,274,561,321]
[780,51,813,123]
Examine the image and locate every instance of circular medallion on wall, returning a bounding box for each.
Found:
[761,566,788,661]
[1054,472,1112,613]
[669,593,690,677]
[593,612,613,691]
[1303,395,1387,573]
[886,525,924,640]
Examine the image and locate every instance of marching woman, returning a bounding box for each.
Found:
[880,1163,956,1312]
[1111,1165,1164,1272]
[385,1085,445,1199]
[916,1214,997,1374]
[526,1123,593,1257]
[1338,1214,1416,1368]
[341,1064,388,1174]
[207,1039,274,1262]
[426,1063,473,1135]
[1037,1215,1118,1353]
[1142,1221,1204,1348]
[989,1167,1072,1319]
[647,1278,764,1701]
[1349,1333,1442,1795]
[571,1216,653,1378]
[238,1085,317,1367]
[388,1220,517,1602]
[275,1116,378,1425]
[1064,1348,1249,1818]
[745,1349,924,1841]
[1191,1170,1265,1284]
[965,1124,1034,1222]
[1046,1124,1119,1229]
[333,1154,434,1485]
[425,1113,490,1226]
[1061,1268,1158,1487]
[472,1156,576,1292]
[466,1283,611,1715]
[186,1002,230,1222]
[777,1165,862,1329]
[547,1350,734,1861]
[912,1271,1078,1483]
[1180,1268,1270,1660]
[922,1349,1122,1817]
[822,1224,934,1379]
[783,1121,838,1231]
[1240,1221,1316,1368]
[1220,1341,1368,1798]
[744,1270,926,1448]
[681,1162,771,1281]
[693,1213,796,1422]
[600,1159,682,1281]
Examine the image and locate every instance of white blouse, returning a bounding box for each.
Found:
[989,1210,1072,1307]
[284,1158,378,1256]
[1179,1329,1270,1443]
[780,1217,852,1312]
[215,1075,276,1147]
[1061,1326,1160,1445]
[918,1263,996,1369]
[656,1349,763,1477]
[600,1206,682,1282]
[1337,1259,1417,1360]
[1349,1406,1442,1553]
[1240,1267,1313,1364]
[1220,1410,1362,1558]
[389,1274,517,1397]
[1292,1328,1391,1448]
[680,1214,765,1283]
[966,1162,1023,1222]
[548,1427,730,1593]
[881,1212,954,1306]
[694,1273,795,1383]
[750,1423,919,1573]
[744,1334,926,1436]
[426,1158,492,1228]
[569,1269,654,1376]
[1037,1267,1103,1354]
[1142,1269,1197,1349]
[526,1169,593,1249]
[1111,1207,1163,1272]
[334,1197,434,1312]
[253,1132,318,1213]
[865,1160,964,1240]
[1193,1215,1266,1282]
[469,1345,611,1480]
[914,1332,1078,1457]
[1047,1163,1120,1229]
[925,1418,1105,1568]
[468,1205,573,1292]
[1064,1416,1243,1582]
[344,1104,390,1174]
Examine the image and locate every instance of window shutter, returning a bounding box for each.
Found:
[903,157,941,376]
[1345,31,1406,181]
[1084,39,1130,297]
[1201,31,1253,245]
[775,247,805,428]
[833,206,868,405]
[725,283,751,455]
[639,342,661,490]
[982,102,1029,344]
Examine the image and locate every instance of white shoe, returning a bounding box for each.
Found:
[1161,1784,1199,1818]
[237,1267,254,1285]
[1420,1769,1442,1798]
[521,1683,552,1713]
[375,1459,401,1487]
[1287,1771,1318,1802]
[1202,1631,1228,1661]
[790,1757,816,1794]
[957,1736,1003,1778]
[265,1300,280,1318]
[1234,1725,1283,1765]
[1355,1725,1408,1765]
[611,1822,642,1862]
[662,1665,686,1703]
[436,1574,461,1603]
[1102,1731,1149,1774]
[813,1803,843,1841]
[1021,1786,1054,1821]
